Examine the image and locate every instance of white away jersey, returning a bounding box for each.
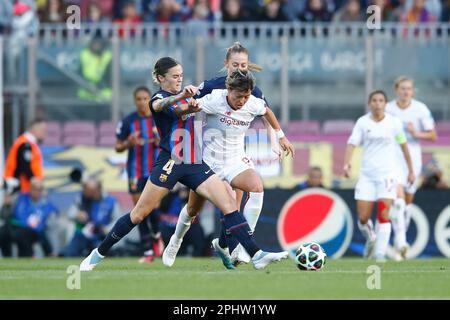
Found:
[348,113,405,180]
[197,89,267,167]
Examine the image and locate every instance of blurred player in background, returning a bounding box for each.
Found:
[386,77,437,260]
[162,69,294,269]
[344,90,415,262]
[79,57,288,271]
[164,42,284,268]
[115,87,162,263]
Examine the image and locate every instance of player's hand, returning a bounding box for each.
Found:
[407,122,417,138]
[182,85,198,99]
[127,131,140,146]
[187,99,202,114]
[279,137,295,158]
[407,171,415,185]
[343,164,351,178]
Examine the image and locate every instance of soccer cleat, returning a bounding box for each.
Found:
[231,245,251,267]
[363,239,376,259]
[252,250,289,270]
[162,235,182,267]
[79,248,104,272]
[399,246,408,260]
[211,238,235,270]
[152,232,165,257]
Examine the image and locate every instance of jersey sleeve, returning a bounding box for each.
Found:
[252,86,270,106]
[347,119,363,146]
[252,98,267,116]
[420,105,435,131]
[150,93,178,119]
[196,94,216,114]
[393,118,407,144]
[116,118,130,141]
[195,80,213,98]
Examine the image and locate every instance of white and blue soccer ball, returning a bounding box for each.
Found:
[295,242,327,271]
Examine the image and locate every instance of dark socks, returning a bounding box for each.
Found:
[218,213,239,251]
[223,211,259,258]
[98,213,135,256]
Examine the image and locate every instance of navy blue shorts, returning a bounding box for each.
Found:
[150,152,215,191]
[128,177,148,194]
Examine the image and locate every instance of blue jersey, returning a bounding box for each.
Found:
[196,76,269,105]
[11,193,58,233]
[116,111,159,179]
[149,89,202,164]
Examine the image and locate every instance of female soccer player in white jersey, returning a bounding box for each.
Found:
[162,43,293,269]
[344,90,415,262]
[162,69,294,269]
[385,77,437,260]
[79,57,288,271]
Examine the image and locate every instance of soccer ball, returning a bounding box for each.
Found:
[295,242,327,271]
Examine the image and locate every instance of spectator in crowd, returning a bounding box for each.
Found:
[0,0,13,34]
[441,0,450,22]
[188,0,215,22]
[186,0,221,20]
[390,0,408,21]
[420,160,449,190]
[298,0,333,22]
[298,166,325,190]
[0,178,58,257]
[4,119,47,195]
[148,0,185,22]
[85,2,110,23]
[282,0,307,21]
[39,0,68,23]
[62,177,121,257]
[114,0,142,38]
[221,0,251,22]
[369,0,397,22]
[405,0,442,20]
[77,35,112,102]
[400,0,437,24]
[159,184,206,257]
[259,0,290,22]
[332,0,365,22]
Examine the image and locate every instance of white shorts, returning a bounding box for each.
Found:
[355,176,397,201]
[206,156,255,184]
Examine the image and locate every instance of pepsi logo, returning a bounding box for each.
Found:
[277,188,353,259]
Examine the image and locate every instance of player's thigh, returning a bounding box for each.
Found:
[131,180,169,224]
[230,168,263,193]
[186,189,207,217]
[405,192,415,205]
[195,174,237,214]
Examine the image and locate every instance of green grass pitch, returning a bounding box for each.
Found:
[1,257,449,299]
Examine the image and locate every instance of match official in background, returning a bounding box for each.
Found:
[3,119,47,195]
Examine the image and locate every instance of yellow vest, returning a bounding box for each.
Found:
[78,49,113,101]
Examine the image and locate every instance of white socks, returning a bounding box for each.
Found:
[243,192,264,232]
[358,219,376,242]
[174,204,194,241]
[374,222,391,258]
[391,198,407,250]
[405,203,413,231]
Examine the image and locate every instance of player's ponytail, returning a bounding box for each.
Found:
[222,42,263,73]
[152,57,180,84]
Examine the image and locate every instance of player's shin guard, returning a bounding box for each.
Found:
[223,211,259,258]
[98,213,136,256]
[174,204,194,241]
[391,198,407,250]
[375,204,391,259]
[243,192,264,232]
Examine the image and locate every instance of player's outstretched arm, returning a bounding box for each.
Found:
[407,123,437,142]
[400,142,415,185]
[262,106,295,157]
[343,144,355,178]
[153,85,198,113]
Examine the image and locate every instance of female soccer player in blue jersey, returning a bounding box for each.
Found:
[79,57,288,271]
[163,43,294,269]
